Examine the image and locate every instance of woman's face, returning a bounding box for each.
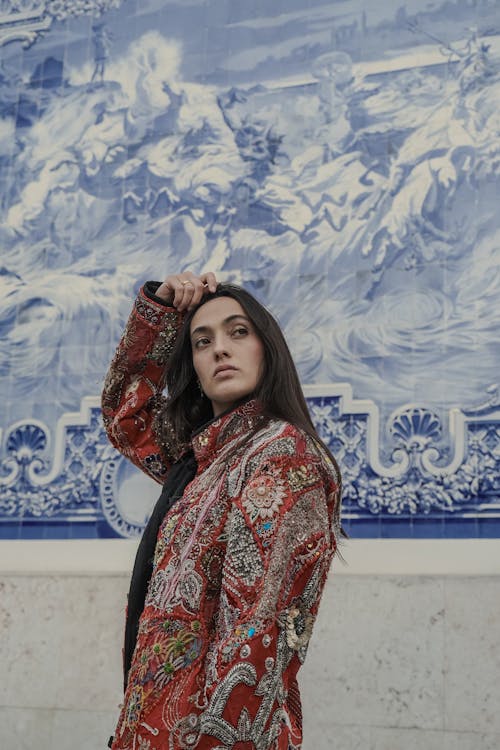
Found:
[190,297,265,416]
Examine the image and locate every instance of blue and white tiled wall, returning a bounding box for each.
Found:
[1,0,499,539]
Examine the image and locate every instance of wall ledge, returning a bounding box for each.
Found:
[0,539,499,577]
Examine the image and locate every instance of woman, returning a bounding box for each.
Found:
[102,271,342,750]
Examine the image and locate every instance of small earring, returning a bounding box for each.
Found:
[197,379,204,396]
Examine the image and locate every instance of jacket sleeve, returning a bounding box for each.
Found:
[196,430,340,749]
[101,284,184,483]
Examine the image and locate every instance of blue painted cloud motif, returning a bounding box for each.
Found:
[0,0,499,536]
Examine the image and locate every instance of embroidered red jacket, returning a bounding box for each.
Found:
[102,287,341,750]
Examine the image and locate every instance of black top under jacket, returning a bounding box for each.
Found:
[123,451,197,691]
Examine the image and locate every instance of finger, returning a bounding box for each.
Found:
[181,281,199,311]
[188,279,206,309]
[180,272,213,310]
[176,281,194,311]
[172,277,189,309]
[178,273,205,311]
[200,272,218,294]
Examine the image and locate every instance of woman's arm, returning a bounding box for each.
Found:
[196,426,341,749]
[101,272,217,483]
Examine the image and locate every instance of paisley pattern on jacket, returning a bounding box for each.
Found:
[102,287,341,750]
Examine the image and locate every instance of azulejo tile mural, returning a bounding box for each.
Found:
[0,0,499,538]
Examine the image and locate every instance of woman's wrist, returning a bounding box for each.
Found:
[143,281,175,307]
[155,281,175,304]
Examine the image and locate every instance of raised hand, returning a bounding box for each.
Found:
[155,271,218,311]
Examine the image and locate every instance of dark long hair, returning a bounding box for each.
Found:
[159,283,342,515]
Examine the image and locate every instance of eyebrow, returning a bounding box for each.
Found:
[191,314,250,338]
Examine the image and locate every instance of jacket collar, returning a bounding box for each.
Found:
[191,399,263,468]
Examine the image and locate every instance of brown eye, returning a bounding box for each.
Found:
[194,337,210,349]
[232,327,248,337]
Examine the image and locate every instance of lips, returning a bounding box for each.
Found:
[213,365,237,377]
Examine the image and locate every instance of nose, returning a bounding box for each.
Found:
[213,334,230,360]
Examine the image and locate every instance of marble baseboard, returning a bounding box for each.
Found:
[0,574,128,711]
[369,727,500,750]
[444,578,500,734]
[0,707,54,750]
[301,575,445,730]
[0,706,117,750]
[3,708,498,750]
[441,731,500,750]
[1,572,499,750]
[302,721,371,750]
[302,725,500,750]
[52,708,118,750]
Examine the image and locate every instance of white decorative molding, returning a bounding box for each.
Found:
[1,386,499,537]
[2,539,500,576]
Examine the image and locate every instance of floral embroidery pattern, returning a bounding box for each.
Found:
[242,465,287,520]
[124,685,144,733]
[120,619,202,740]
[143,453,168,480]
